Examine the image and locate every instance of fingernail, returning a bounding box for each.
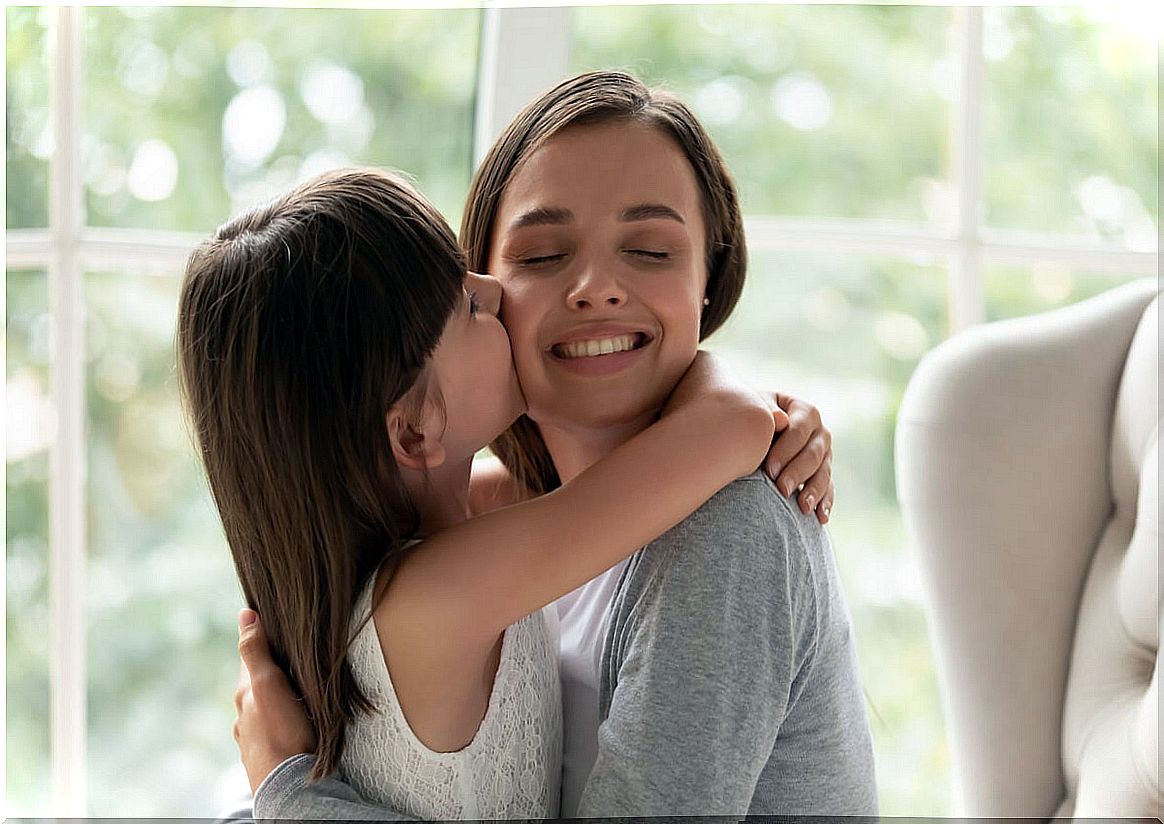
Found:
[804,493,815,509]
[239,608,257,630]
[822,505,831,519]
[781,480,793,496]
[770,462,782,477]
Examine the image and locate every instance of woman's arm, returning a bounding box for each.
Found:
[389,350,775,644]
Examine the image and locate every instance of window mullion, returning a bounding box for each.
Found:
[950,5,986,334]
[474,4,573,167]
[47,4,88,815]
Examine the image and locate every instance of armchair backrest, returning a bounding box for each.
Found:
[895,279,1159,816]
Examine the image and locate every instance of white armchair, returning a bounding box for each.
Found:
[895,278,1160,817]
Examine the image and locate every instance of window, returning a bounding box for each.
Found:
[6,4,1157,816]
[7,6,481,814]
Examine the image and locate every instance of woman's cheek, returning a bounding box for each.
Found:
[501,289,548,359]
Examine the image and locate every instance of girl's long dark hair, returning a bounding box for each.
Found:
[177,168,465,779]
[460,70,748,496]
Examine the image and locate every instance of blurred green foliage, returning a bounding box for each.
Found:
[984,264,1139,322]
[6,269,52,806]
[574,4,953,224]
[6,8,49,228]
[81,270,246,813]
[983,7,1158,241]
[5,4,1156,817]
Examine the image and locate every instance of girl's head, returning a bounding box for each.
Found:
[460,71,746,493]
[177,167,518,779]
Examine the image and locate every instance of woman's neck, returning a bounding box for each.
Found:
[538,410,659,484]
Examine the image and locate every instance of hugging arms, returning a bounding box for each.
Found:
[210,70,874,819]
[234,470,875,819]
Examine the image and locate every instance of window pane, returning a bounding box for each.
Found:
[6,7,51,229]
[984,263,1143,322]
[83,7,479,233]
[571,5,954,223]
[85,271,243,815]
[6,268,53,815]
[707,252,952,814]
[983,7,1158,244]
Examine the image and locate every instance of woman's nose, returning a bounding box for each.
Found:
[566,261,626,310]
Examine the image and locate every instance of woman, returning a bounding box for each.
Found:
[231,71,874,817]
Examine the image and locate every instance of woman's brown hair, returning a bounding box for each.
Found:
[176,167,465,779]
[460,70,747,496]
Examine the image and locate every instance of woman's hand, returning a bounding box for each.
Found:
[234,609,317,794]
[764,393,834,524]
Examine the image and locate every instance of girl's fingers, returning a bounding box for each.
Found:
[764,425,810,486]
[817,482,836,525]
[795,461,831,516]
[795,460,832,517]
[774,433,828,498]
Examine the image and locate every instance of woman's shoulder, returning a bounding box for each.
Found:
[632,471,829,591]
[670,470,818,543]
[609,472,836,658]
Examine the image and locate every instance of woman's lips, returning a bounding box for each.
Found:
[545,330,652,377]
[551,332,647,359]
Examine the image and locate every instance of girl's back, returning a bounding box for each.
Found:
[342,574,561,819]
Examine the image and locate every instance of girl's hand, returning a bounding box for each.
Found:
[662,351,777,476]
[663,351,775,419]
[763,393,835,524]
[234,609,317,794]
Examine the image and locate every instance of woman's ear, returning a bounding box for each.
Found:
[386,402,446,471]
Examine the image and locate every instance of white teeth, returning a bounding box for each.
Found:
[557,334,639,359]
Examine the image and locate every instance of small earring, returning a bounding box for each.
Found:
[702,297,710,307]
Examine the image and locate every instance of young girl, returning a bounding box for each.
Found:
[178,167,776,819]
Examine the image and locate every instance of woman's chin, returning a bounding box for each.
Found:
[533,393,664,435]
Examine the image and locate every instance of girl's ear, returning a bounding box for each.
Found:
[386,401,446,471]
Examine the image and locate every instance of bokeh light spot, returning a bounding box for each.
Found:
[127,139,178,202]
[301,60,364,125]
[770,72,832,131]
[223,85,286,167]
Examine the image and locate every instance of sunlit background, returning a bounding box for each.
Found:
[6,3,1159,816]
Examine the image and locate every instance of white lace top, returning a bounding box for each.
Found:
[340,575,562,820]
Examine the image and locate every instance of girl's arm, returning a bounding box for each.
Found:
[388,350,776,643]
[468,395,836,522]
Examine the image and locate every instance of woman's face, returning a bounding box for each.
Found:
[487,121,708,433]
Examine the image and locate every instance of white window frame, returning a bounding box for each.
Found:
[5,4,1157,814]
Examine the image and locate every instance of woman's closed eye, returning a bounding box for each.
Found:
[468,290,480,317]
[518,253,567,267]
[626,249,670,261]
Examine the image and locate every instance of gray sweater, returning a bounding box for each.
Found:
[240,472,877,818]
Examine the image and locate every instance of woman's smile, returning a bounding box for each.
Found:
[489,120,708,432]
[546,324,654,376]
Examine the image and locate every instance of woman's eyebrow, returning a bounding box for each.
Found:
[510,206,573,230]
[619,203,685,224]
